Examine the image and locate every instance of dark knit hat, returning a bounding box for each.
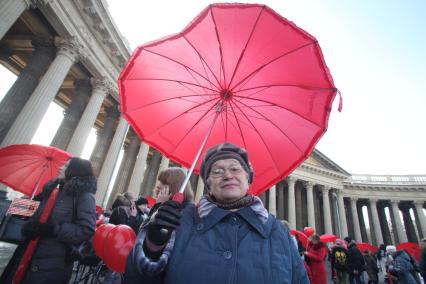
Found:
[200,143,254,185]
[135,197,148,206]
[344,236,353,243]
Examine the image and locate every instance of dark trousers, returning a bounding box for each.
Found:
[349,273,364,284]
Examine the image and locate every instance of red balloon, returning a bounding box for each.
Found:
[103,225,136,273]
[304,227,315,237]
[93,224,115,259]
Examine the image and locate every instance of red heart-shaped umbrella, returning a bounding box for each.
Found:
[119,3,339,196]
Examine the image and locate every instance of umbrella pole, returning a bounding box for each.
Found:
[177,106,222,195]
[30,165,48,199]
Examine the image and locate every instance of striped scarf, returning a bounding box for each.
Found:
[198,194,269,224]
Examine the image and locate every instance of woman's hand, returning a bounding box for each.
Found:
[156,185,171,203]
[147,200,181,246]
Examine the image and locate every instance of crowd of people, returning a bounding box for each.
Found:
[1,143,426,284]
[297,234,426,284]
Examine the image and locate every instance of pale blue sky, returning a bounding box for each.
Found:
[1,0,425,175]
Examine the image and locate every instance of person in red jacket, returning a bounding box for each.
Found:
[304,234,329,284]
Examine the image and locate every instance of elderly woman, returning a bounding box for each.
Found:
[125,143,308,283]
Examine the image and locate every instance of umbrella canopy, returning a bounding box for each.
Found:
[0,144,71,197]
[290,229,308,249]
[320,234,337,243]
[356,242,377,253]
[119,3,339,195]
[396,242,421,261]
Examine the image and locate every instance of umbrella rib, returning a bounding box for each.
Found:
[170,99,221,155]
[126,78,219,94]
[144,49,221,92]
[126,94,217,112]
[232,94,322,128]
[232,99,304,153]
[177,81,217,102]
[234,84,336,95]
[147,97,220,138]
[209,8,226,87]
[183,35,222,89]
[229,100,281,171]
[227,100,248,149]
[230,40,317,91]
[228,5,265,88]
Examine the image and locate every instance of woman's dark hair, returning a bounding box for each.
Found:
[65,157,94,180]
[310,234,321,242]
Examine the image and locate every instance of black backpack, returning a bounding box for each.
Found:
[333,248,348,270]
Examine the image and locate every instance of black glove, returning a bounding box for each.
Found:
[21,221,40,240]
[147,200,181,246]
[38,222,57,237]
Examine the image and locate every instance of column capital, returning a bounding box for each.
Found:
[350,196,358,202]
[370,198,379,204]
[321,185,330,193]
[286,176,297,186]
[91,77,113,95]
[304,180,314,189]
[390,199,400,206]
[414,200,425,207]
[54,36,85,62]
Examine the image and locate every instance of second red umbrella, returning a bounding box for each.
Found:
[0,144,71,198]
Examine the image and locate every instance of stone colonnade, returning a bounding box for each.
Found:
[260,178,426,245]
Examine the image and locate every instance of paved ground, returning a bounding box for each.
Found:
[0,241,17,276]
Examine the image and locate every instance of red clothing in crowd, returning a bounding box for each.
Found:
[305,241,328,284]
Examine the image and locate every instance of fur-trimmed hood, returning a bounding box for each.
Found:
[62,176,97,195]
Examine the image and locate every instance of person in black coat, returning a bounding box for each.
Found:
[1,157,97,284]
[344,237,365,284]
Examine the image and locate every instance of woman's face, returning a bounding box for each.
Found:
[153,181,167,197]
[206,158,249,203]
[58,160,70,179]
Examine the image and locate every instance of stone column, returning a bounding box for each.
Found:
[96,117,129,207]
[1,37,81,146]
[90,105,120,176]
[194,178,205,204]
[349,197,362,242]
[50,78,91,149]
[378,203,393,245]
[322,186,333,234]
[268,185,277,216]
[0,0,33,40]
[0,37,54,143]
[157,156,170,178]
[391,200,408,243]
[141,150,162,196]
[107,132,140,207]
[127,142,149,197]
[370,199,384,245]
[287,177,296,229]
[414,201,426,238]
[401,205,418,243]
[306,182,315,228]
[276,183,285,220]
[66,78,110,156]
[259,192,266,206]
[337,190,348,238]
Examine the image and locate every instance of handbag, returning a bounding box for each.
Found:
[0,214,29,244]
[0,198,39,244]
